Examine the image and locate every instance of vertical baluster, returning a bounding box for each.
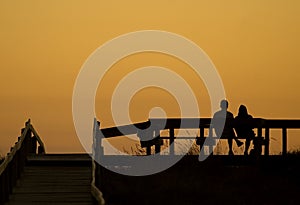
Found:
[264,127,270,155]
[209,126,215,155]
[257,127,262,138]
[146,145,151,155]
[282,128,287,155]
[257,126,263,155]
[169,128,175,155]
[94,120,101,189]
[31,136,37,154]
[199,127,205,155]
[154,129,161,154]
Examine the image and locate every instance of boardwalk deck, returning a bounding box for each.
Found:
[5,154,93,205]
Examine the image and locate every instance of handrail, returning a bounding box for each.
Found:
[100,120,150,138]
[96,118,300,156]
[93,118,300,204]
[29,124,46,154]
[0,119,46,205]
[91,118,105,205]
[99,118,264,137]
[0,124,30,176]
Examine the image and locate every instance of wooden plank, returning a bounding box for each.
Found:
[27,154,91,161]
[266,119,300,128]
[150,118,210,129]
[7,164,94,205]
[98,118,300,139]
[100,121,150,138]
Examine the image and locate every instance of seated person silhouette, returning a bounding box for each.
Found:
[234,105,255,155]
[212,100,243,155]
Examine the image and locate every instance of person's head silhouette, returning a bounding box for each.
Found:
[220,99,229,110]
[238,104,248,116]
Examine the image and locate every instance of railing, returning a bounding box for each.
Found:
[95,118,300,156]
[92,117,300,204]
[91,119,105,205]
[262,119,300,155]
[0,119,45,205]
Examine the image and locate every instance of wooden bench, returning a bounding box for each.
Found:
[196,118,266,155]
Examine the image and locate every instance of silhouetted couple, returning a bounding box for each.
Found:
[213,100,255,155]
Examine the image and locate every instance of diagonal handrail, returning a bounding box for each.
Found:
[0,120,30,175]
[0,119,46,205]
[29,123,46,154]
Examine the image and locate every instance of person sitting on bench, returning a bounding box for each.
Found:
[234,105,255,155]
[212,100,243,155]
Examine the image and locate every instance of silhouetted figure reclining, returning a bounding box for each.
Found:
[234,105,255,155]
[213,100,243,155]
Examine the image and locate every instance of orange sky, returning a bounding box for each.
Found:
[1,0,300,154]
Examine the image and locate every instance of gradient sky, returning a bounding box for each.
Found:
[1,0,300,154]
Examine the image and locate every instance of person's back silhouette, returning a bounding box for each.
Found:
[234,105,255,155]
[212,100,243,155]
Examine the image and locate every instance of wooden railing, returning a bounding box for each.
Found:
[91,119,105,205]
[92,118,300,204]
[95,118,300,156]
[0,119,45,205]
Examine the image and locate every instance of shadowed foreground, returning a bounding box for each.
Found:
[5,154,93,205]
[94,118,300,205]
[98,155,300,205]
[2,154,300,205]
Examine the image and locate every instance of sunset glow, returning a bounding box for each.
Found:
[1,1,300,154]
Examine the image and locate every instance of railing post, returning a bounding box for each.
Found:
[169,128,175,155]
[257,127,262,138]
[23,128,32,156]
[257,126,263,155]
[0,119,46,205]
[264,127,270,155]
[200,127,204,138]
[138,128,153,155]
[199,127,205,154]
[146,145,151,155]
[94,120,101,187]
[38,146,44,154]
[154,129,161,154]
[282,128,287,155]
[205,126,214,156]
[30,136,37,154]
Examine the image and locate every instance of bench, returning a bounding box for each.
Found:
[196,118,266,155]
